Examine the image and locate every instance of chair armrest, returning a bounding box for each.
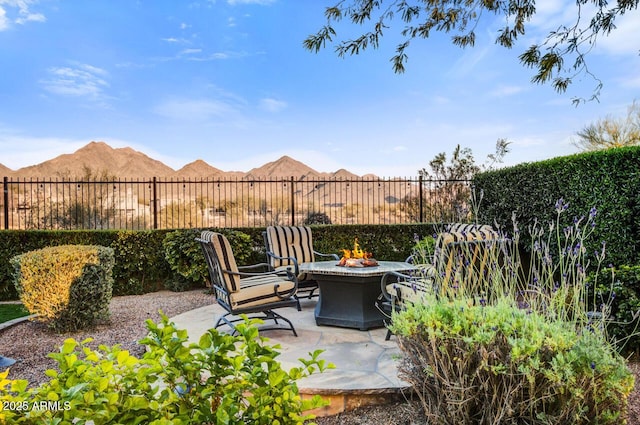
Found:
[223,265,297,281]
[238,262,271,272]
[405,253,435,265]
[380,271,415,303]
[314,250,340,260]
[265,251,300,274]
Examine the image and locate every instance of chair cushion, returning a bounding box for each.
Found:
[201,230,241,293]
[229,275,296,309]
[265,226,315,269]
[386,278,433,305]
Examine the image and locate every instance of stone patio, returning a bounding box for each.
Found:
[170,298,413,416]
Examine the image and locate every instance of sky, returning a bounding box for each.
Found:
[0,0,638,177]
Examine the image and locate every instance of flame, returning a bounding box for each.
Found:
[340,238,372,260]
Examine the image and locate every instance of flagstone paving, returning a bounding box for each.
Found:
[170,298,412,416]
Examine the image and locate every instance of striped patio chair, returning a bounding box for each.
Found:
[378,224,509,340]
[263,226,339,302]
[196,231,299,336]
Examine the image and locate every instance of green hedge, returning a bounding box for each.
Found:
[0,224,435,300]
[588,265,640,355]
[473,146,640,268]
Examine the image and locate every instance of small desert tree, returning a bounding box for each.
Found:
[409,139,509,222]
[573,101,640,151]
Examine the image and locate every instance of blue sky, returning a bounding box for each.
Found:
[0,0,638,177]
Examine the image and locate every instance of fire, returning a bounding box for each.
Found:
[338,238,378,267]
[341,238,372,260]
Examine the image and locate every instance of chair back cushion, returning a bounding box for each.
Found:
[434,226,503,293]
[264,226,315,268]
[201,231,241,293]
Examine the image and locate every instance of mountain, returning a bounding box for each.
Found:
[174,160,225,179]
[0,163,13,176]
[243,155,323,180]
[14,141,176,178]
[332,168,360,179]
[5,141,371,179]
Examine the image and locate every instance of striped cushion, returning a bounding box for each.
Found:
[265,226,315,269]
[434,228,503,292]
[201,231,241,293]
[386,278,433,305]
[446,223,495,235]
[229,275,297,309]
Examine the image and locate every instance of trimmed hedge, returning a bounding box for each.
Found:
[588,265,640,355]
[11,244,114,332]
[473,146,640,268]
[0,224,436,300]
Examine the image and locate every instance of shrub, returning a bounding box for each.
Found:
[10,245,114,332]
[163,228,254,287]
[0,315,331,424]
[588,264,640,354]
[474,146,640,268]
[392,299,635,424]
[388,202,637,423]
[110,231,170,295]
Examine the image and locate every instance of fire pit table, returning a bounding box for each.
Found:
[298,260,417,330]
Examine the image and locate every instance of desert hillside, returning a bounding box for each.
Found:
[0,141,369,180]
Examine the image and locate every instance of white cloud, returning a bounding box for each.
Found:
[526,0,640,57]
[490,85,527,98]
[180,48,202,55]
[259,98,287,113]
[0,7,8,30]
[40,64,110,101]
[0,0,45,31]
[596,12,640,56]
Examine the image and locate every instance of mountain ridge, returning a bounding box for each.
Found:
[1,141,373,180]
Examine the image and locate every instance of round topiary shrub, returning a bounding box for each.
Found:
[10,245,114,332]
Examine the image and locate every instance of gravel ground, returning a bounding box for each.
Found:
[1,290,639,424]
[0,289,213,386]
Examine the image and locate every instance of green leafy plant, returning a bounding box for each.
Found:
[389,202,636,423]
[163,228,254,287]
[588,264,640,354]
[10,245,114,332]
[0,315,332,424]
[391,299,634,424]
[110,231,169,295]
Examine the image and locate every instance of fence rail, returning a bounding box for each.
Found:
[1,176,472,230]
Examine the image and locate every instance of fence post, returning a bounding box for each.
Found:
[152,177,158,229]
[290,176,295,225]
[419,175,424,223]
[3,177,8,230]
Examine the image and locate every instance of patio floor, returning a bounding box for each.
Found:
[170,297,413,416]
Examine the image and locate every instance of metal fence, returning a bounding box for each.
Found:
[1,176,472,230]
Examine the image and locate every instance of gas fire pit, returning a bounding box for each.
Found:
[337,238,379,267]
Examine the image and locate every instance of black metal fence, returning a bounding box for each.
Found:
[1,176,472,230]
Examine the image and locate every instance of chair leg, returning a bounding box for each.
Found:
[294,296,302,311]
[215,310,297,337]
